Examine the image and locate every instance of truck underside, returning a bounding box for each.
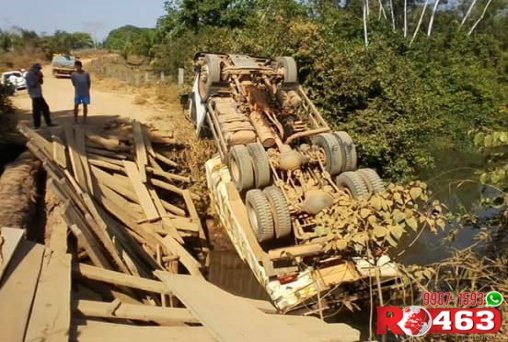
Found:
[191,52,402,313]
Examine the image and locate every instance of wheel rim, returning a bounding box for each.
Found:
[247,203,258,232]
[230,158,240,183]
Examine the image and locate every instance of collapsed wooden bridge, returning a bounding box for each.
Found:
[0,119,360,341]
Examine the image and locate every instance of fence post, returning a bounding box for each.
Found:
[160,71,165,82]
[178,68,184,86]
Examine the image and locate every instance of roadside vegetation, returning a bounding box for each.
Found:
[0,28,94,70]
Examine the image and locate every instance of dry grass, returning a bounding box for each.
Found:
[0,50,47,73]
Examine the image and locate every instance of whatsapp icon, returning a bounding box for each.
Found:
[486,291,504,307]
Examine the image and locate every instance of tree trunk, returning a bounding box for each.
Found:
[410,0,430,46]
[460,0,478,28]
[388,0,396,31]
[468,0,494,35]
[378,0,387,20]
[363,1,369,48]
[427,0,441,36]
[404,0,408,37]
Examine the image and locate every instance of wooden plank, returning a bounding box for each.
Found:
[0,241,45,342]
[75,126,94,194]
[25,251,72,342]
[52,137,68,169]
[160,199,187,217]
[88,153,126,166]
[47,220,68,254]
[132,121,148,183]
[147,166,191,183]
[75,321,214,342]
[151,179,200,201]
[0,227,24,281]
[76,300,199,324]
[74,263,169,294]
[86,133,121,150]
[148,189,184,244]
[64,123,87,192]
[67,220,111,270]
[148,154,164,172]
[166,216,199,234]
[87,147,127,159]
[159,236,203,278]
[155,272,312,342]
[154,152,178,168]
[181,190,206,240]
[89,159,126,173]
[92,204,162,274]
[81,193,131,274]
[95,182,144,223]
[275,315,359,342]
[123,161,159,222]
[18,123,52,157]
[91,166,139,203]
[142,125,156,158]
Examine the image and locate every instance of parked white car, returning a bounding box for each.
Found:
[1,71,27,91]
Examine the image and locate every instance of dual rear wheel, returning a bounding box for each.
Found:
[228,142,271,192]
[246,187,292,242]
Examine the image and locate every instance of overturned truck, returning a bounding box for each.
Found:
[188,52,399,314]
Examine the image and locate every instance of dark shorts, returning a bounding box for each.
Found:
[75,95,90,105]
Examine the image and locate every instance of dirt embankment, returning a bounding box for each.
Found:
[0,151,44,240]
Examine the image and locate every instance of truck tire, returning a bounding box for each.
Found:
[246,189,275,242]
[228,145,254,192]
[357,168,385,193]
[263,186,292,238]
[201,54,222,100]
[247,142,271,189]
[276,56,298,86]
[314,133,344,176]
[335,171,369,199]
[333,131,357,172]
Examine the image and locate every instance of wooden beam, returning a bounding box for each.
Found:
[155,272,311,342]
[88,153,126,166]
[74,263,169,294]
[142,125,156,158]
[158,236,203,278]
[75,125,94,195]
[0,241,45,342]
[0,227,24,281]
[89,159,126,173]
[90,166,138,204]
[147,166,191,183]
[154,152,179,168]
[64,123,87,192]
[52,137,68,169]
[86,147,127,159]
[25,250,72,342]
[148,189,184,244]
[160,198,186,217]
[76,300,199,325]
[132,121,148,183]
[75,321,214,342]
[123,161,159,222]
[47,219,68,254]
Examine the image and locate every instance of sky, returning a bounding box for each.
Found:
[0,0,167,41]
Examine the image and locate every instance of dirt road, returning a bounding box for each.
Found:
[12,63,178,131]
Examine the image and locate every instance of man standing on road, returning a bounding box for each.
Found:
[25,63,54,128]
[71,60,91,124]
